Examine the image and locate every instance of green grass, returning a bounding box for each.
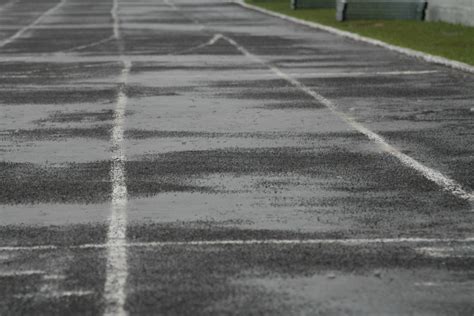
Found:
[245,0,474,66]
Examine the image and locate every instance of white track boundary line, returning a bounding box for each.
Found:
[60,36,114,53]
[117,69,438,80]
[220,35,473,202]
[14,290,94,299]
[0,0,67,48]
[0,70,437,81]
[289,70,439,78]
[104,59,130,316]
[171,33,223,55]
[0,237,473,251]
[0,270,45,276]
[103,1,129,315]
[234,0,474,74]
[111,0,120,40]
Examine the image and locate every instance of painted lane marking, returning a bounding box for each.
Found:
[171,33,223,55]
[111,0,120,40]
[414,282,441,287]
[113,238,474,248]
[416,245,474,258]
[220,35,473,203]
[0,237,473,251]
[0,245,57,251]
[14,290,94,299]
[0,0,67,48]
[103,1,130,315]
[145,69,439,80]
[0,69,438,82]
[0,270,45,276]
[43,274,67,280]
[289,70,439,78]
[60,36,114,54]
[104,59,130,316]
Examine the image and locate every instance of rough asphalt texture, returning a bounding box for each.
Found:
[0,0,473,314]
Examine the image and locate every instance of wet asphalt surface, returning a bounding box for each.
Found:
[1,0,474,314]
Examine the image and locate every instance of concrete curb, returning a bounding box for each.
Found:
[233,0,474,74]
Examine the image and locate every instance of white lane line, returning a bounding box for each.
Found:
[103,1,129,315]
[171,33,223,55]
[235,0,474,74]
[104,59,130,316]
[60,36,114,54]
[0,245,58,251]
[118,237,474,247]
[0,270,45,276]
[290,70,439,78]
[221,35,473,203]
[43,274,67,280]
[416,245,474,258]
[0,0,66,48]
[125,70,437,80]
[111,0,120,40]
[414,282,441,287]
[0,237,473,251]
[14,290,94,299]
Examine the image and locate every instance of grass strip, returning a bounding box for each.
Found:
[245,0,474,66]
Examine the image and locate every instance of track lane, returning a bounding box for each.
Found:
[0,0,473,314]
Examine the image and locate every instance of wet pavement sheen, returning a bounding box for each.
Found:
[0,0,473,314]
